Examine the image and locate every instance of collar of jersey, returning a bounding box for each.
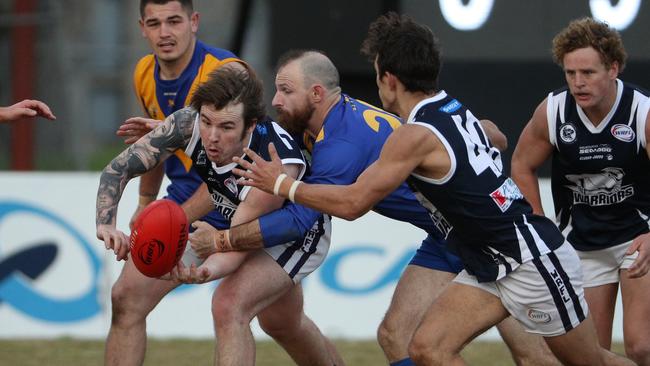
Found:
[407,91,448,124]
[575,78,623,134]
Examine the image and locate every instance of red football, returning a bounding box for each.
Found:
[129,199,188,277]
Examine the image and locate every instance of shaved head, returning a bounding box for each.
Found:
[276,50,341,94]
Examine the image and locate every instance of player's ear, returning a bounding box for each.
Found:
[311,85,325,103]
[245,119,257,136]
[385,72,398,92]
[607,61,619,79]
[190,11,199,33]
[139,19,146,37]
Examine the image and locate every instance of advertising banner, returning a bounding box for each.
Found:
[0,173,623,340]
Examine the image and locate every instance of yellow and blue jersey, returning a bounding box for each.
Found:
[133,40,242,228]
[260,95,448,244]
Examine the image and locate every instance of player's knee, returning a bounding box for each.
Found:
[408,338,442,366]
[110,281,145,324]
[625,339,650,364]
[377,317,405,351]
[408,331,440,365]
[212,290,247,328]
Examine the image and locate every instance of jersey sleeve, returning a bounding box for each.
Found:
[264,121,305,168]
[239,121,307,203]
[258,138,366,247]
[258,203,322,247]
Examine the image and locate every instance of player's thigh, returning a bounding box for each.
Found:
[112,258,179,312]
[584,283,618,345]
[214,250,294,316]
[413,281,508,350]
[543,315,603,365]
[620,270,650,342]
[384,265,455,328]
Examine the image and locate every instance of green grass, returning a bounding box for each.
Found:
[0,339,628,365]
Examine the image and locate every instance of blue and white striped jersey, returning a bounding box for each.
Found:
[406,92,565,282]
[548,79,650,250]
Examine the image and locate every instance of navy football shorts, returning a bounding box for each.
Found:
[409,235,463,274]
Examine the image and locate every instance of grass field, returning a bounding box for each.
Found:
[0,339,627,365]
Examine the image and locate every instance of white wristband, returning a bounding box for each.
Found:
[288,180,302,203]
[273,173,288,196]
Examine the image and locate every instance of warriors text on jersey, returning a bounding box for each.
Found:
[547,79,650,250]
[406,92,565,282]
[133,40,241,226]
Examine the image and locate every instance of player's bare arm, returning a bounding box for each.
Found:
[96,108,197,261]
[173,164,302,283]
[235,124,434,221]
[511,98,554,215]
[188,163,302,257]
[479,119,508,152]
[181,183,214,224]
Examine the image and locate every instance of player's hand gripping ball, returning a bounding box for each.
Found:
[130,199,188,277]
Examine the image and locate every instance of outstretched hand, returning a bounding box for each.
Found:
[0,99,56,122]
[232,142,284,195]
[116,117,161,144]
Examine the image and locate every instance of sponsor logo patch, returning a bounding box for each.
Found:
[611,124,635,142]
[578,144,612,161]
[224,176,239,196]
[559,123,577,143]
[439,99,462,113]
[490,178,524,212]
[527,309,551,323]
[565,167,633,206]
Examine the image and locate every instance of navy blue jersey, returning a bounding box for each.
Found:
[406,92,565,282]
[258,95,450,246]
[185,114,305,222]
[547,79,650,250]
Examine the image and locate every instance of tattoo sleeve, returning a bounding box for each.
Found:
[96,108,198,226]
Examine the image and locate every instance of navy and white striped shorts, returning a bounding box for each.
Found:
[454,241,588,336]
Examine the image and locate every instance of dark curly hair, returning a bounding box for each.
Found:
[361,12,441,94]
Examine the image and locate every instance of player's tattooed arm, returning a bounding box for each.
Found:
[96,108,197,226]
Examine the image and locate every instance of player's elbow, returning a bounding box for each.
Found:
[338,198,371,221]
[491,134,508,152]
[510,156,536,183]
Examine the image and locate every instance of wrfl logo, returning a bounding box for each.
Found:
[0,201,101,321]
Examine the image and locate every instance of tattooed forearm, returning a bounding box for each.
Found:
[149,108,197,152]
[96,147,151,226]
[95,109,195,227]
